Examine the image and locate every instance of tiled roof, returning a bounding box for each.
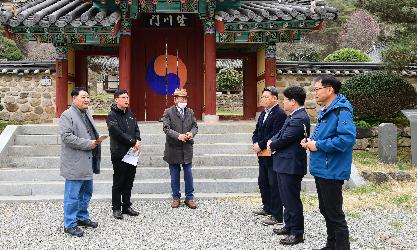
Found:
[0,60,55,75]
[216,0,337,22]
[0,0,120,28]
[277,62,417,77]
[1,60,415,77]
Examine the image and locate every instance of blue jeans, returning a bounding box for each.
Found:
[63,180,93,229]
[169,163,194,200]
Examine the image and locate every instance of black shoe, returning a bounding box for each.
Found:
[77,219,98,228]
[64,226,84,237]
[252,208,269,216]
[113,210,123,220]
[261,216,283,226]
[280,235,304,245]
[273,227,290,235]
[122,207,139,216]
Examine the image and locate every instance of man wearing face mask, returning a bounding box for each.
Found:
[162,88,198,209]
[107,89,141,220]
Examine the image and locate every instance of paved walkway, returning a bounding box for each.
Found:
[0,198,415,249]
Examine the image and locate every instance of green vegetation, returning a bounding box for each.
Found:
[324,48,371,62]
[216,68,243,91]
[0,36,24,61]
[342,71,416,126]
[354,120,371,128]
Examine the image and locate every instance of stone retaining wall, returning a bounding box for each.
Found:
[354,126,411,150]
[0,74,56,122]
[216,92,243,112]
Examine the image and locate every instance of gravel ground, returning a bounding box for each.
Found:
[0,198,415,250]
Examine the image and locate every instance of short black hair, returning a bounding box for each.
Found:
[262,86,279,98]
[114,89,128,98]
[71,87,87,97]
[314,75,342,94]
[283,86,306,106]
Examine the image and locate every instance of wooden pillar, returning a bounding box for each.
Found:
[55,46,68,118]
[119,20,132,94]
[75,52,88,89]
[203,19,218,121]
[264,43,277,87]
[67,47,75,104]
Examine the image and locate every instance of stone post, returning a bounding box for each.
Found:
[378,123,397,164]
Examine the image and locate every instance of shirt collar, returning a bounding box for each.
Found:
[265,103,277,113]
[289,106,304,117]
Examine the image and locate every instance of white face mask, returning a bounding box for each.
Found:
[177,102,187,109]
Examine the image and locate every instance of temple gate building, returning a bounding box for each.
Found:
[1,0,337,121]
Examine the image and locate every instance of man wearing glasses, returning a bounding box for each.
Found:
[107,89,142,220]
[252,86,287,226]
[301,75,356,250]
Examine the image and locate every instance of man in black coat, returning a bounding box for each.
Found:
[252,86,287,226]
[106,89,141,220]
[268,86,310,245]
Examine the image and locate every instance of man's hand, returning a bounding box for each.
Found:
[300,138,318,151]
[91,140,98,149]
[178,134,188,142]
[253,143,261,153]
[306,140,318,151]
[133,141,141,152]
[185,132,193,140]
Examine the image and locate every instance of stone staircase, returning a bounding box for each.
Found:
[0,121,316,199]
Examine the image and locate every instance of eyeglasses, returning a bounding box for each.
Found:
[313,87,328,92]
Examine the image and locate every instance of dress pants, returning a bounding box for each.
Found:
[277,173,304,237]
[169,163,194,200]
[112,160,137,211]
[315,176,350,250]
[63,179,93,228]
[258,156,283,221]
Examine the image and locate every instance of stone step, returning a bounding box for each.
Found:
[14,133,253,145]
[0,166,259,181]
[0,178,316,196]
[18,122,256,135]
[8,143,254,156]
[6,155,259,168]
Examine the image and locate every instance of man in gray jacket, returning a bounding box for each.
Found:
[162,88,198,209]
[59,88,102,237]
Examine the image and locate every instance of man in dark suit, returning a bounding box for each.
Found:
[267,86,310,245]
[252,86,287,226]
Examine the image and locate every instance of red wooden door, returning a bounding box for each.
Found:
[131,15,204,121]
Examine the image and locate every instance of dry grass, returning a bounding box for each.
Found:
[353,148,416,174]
[348,148,417,211]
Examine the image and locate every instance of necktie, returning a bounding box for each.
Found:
[262,110,269,123]
[180,109,184,118]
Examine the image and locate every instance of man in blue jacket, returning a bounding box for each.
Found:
[301,75,356,250]
[268,86,310,245]
[252,86,287,226]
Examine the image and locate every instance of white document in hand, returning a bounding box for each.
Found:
[122,147,140,166]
